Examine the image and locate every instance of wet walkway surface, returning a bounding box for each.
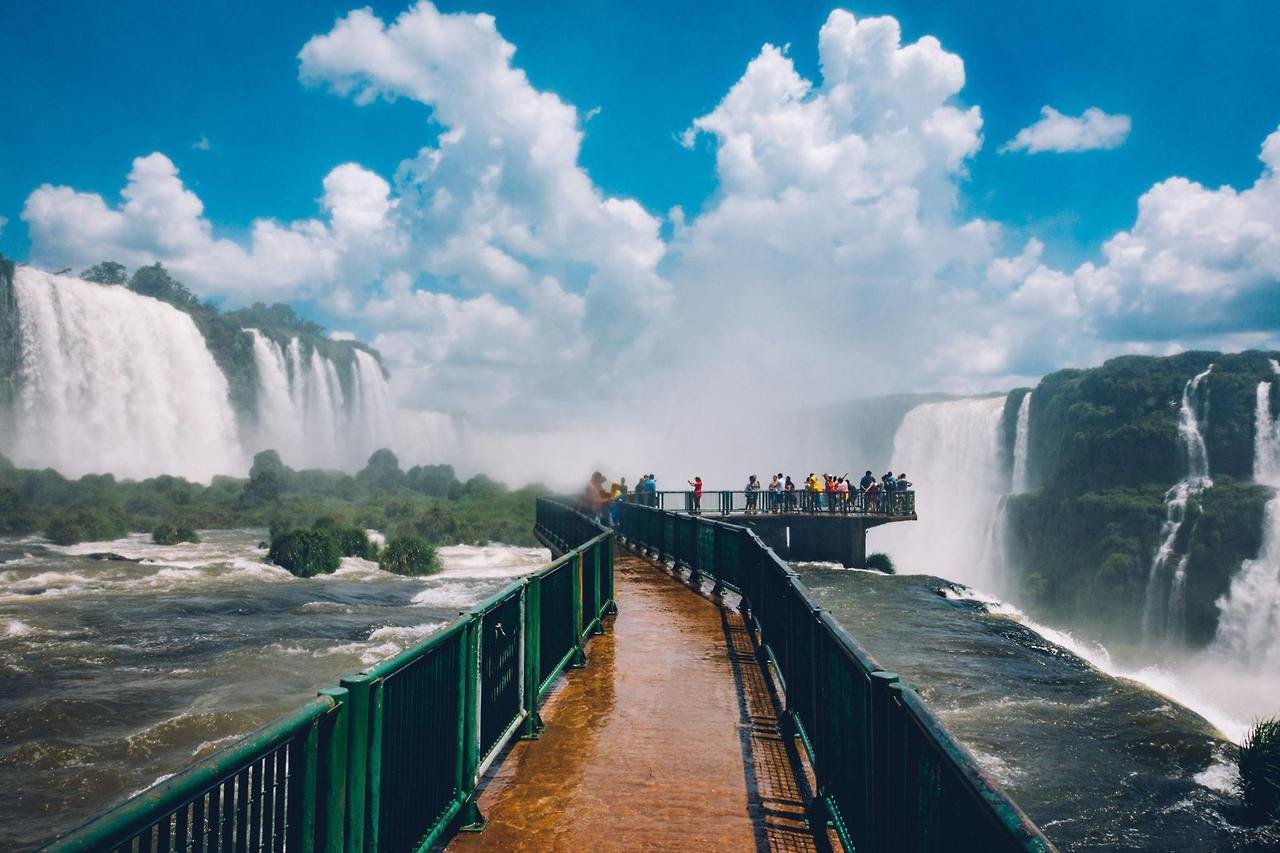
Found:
[447,549,826,852]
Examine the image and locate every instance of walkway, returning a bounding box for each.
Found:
[447,550,825,852]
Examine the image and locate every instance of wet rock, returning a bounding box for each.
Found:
[84,552,142,562]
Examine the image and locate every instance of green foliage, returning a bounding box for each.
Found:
[378,535,440,577]
[43,507,127,546]
[152,523,200,545]
[0,449,540,551]
[1239,717,1280,825]
[267,528,342,578]
[866,552,895,574]
[313,516,375,558]
[79,261,127,285]
[129,263,199,309]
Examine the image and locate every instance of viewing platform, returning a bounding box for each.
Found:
[630,490,918,568]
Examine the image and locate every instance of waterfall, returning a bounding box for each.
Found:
[244,332,396,470]
[874,396,1009,592]
[1209,360,1280,671]
[1142,366,1214,645]
[1010,392,1032,494]
[4,268,243,481]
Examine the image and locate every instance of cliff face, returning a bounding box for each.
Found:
[0,256,20,412]
[1005,351,1278,647]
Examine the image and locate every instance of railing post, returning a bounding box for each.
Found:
[710,524,725,597]
[290,706,322,851]
[338,673,374,853]
[591,543,605,634]
[522,575,544,738]
[458,616,487,832]
[315,687,349,853]
[570,553,586,668]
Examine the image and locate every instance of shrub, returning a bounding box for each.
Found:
[378,535,440,578]
[313,517,375,558]
[1239,717,1280,824]
[866,552,895,574]
[43,508,127,546]
[152,523,200,545]
[267,528,342,578]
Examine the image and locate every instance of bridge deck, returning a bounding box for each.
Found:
[447,551,825,852]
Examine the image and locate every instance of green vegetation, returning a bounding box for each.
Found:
[1009,351,1279,646]
[866,552,895,574]
[378,535,441,577]
[0,449,545,551]
[152,523,200,545]
[1239,717,1280,825]
[267,528,343,578]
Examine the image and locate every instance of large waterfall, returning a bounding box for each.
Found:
[1210,361,1280,671]
[2,268,400,481]
[4,268,243,481]
[244,332,396,470]
[874,396,1009,592]
[1142,366,1214,645]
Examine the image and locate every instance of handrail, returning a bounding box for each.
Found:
[628,488,917,517]
[47,499,613,853]
[615,501,1055,853]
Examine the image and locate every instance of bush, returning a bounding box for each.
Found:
[378,535,440,578]
[865,552,895,574]
[43,507,127,546]
[152,523,200,545]
[313,517,375,558]
[267,528,342,578]
[1239,717,1280,824]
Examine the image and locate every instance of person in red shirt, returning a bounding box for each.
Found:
[687,476,704,513]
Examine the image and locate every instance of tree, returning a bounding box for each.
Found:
[80,261,127,285]
[357,449,404,493]
[129,263,199,308]
[378,535,440,577]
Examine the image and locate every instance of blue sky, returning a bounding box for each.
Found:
[3,1,1279,417]
[5,1,1278,266]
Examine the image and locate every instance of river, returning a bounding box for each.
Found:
[0,530,548,850]
[794,564,1280,851]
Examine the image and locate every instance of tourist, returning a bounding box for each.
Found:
[688,476,704,513]
[745,474,761,512]
[582,471,610,520]
[767,474,781,512]
[836,475,849,510]
[895,473,913,513]
[784,475,796,510]
[865,479,880,513]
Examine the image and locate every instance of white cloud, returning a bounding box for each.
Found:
[192,135,211,151]
[1001,106,1131,154]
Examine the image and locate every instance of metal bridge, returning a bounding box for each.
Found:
[49,499,1054,853]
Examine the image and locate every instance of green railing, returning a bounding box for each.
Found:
[616,501,1055,853]
[49,499,612,853]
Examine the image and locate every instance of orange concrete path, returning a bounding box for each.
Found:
[447,551,823,852]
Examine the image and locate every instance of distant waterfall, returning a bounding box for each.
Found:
[874,396,1009,592]
[245,332,396,470]
[5,268,243,481]
[1011,392,1032,494]
[1142,366,1214,645]
[1210,361,1280,670]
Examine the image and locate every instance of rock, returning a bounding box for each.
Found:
[84,552,142,562]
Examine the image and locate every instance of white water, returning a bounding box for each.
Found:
[245,333,396,470]
[1011,392,1032,494]
[875,396,1008,592]
[5,269,243,481]
[1209,362,1280,674]
[1142,366,1214,645]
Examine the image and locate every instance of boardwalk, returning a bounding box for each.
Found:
[448,550,825,852]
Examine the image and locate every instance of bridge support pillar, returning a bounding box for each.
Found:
[729,514,873,568]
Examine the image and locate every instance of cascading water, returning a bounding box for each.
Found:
[1142,366,1214,646]
[1010,392,1032,494]
[4,268,243,481]
[244,333,396,470]
[874,396,1009,592]
[1209,360,1280,671]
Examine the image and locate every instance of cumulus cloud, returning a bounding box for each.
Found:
[22,152,401,301]
[1001,106,1131,154]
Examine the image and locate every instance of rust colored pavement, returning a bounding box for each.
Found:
[447,551,824,852]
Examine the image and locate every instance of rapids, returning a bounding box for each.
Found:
[0,530,549,850]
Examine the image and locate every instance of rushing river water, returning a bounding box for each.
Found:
[794,565,1280,852]
[0,530,549,850]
